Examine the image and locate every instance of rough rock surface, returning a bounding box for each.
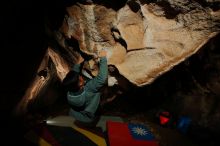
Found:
[54,0,220,86]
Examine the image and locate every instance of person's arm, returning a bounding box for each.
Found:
[86,50,108,92]
[72,54,84,73]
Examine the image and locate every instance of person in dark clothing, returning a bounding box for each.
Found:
[62,49,108,124]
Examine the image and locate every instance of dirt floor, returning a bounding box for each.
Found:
[100,96,197,146]
[21,95,199,146]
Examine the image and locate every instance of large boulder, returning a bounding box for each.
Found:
[54,0,220,86]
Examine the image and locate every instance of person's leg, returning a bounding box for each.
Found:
[100,86,123,107]
[74,115,99,128]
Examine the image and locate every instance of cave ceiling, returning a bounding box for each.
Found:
[54,0,220,86]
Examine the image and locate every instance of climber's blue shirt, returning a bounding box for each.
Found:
[67,57,108,123]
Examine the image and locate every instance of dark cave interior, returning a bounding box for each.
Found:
[1,0,220,146]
